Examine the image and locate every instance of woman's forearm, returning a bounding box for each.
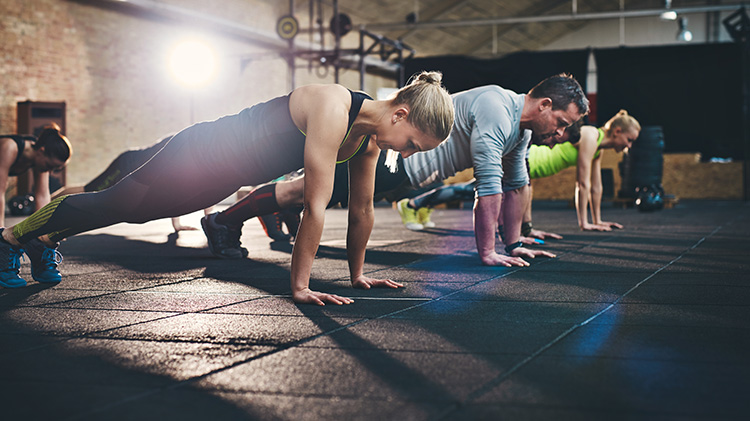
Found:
[290,206,326,293]
[346,205,374,279]
[590,184,603,224]
[575,183,591,228]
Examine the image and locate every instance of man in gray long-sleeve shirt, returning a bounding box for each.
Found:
[399,76,587,266]
[205,74,588,267]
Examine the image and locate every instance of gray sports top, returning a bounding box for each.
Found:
[402,85,531,197]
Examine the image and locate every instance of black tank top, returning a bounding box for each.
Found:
[2,135,35,176]
[336,90,372,163]
[296,90,372,164]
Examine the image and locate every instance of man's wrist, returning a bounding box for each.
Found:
[504,241,523,254]
[521,221,533,237]
[479,248,496,259]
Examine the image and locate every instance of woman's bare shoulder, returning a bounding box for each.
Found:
[0,136,19,154]
[289,85,351,128]
[293,84,349,102]
[580,125,598,138]
[0,137,19,168]
[576,126,598,145]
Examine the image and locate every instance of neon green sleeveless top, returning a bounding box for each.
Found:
[528,128,603,179]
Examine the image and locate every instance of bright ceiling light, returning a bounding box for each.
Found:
[660,11,677,21]
[677,17,693,41]
[168,39,217,88]
[660,0,677,21]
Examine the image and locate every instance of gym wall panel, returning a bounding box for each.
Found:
[405,44,746,200]
[403,49,590,94]
[595,43,744,160]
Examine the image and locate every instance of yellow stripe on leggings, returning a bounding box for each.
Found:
[48,228,72,243]
[12,195,68,240]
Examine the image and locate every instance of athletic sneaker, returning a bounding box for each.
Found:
[397,199,423,231]
[201,213,246,259]
[0,229,26,288]
[259,212,292,242]
[24,238,63,284]
[417,207,435,228]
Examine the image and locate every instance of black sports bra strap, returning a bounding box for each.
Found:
[347,91,372,130]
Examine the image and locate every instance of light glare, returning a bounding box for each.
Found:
[169,40,217,88]
[660,11,677,21]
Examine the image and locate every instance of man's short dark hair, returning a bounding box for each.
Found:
[528,73,589,115]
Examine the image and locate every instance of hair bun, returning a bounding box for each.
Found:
[41,122,62,133]
[415,71,443,85]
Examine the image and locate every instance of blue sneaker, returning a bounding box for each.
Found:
[24,238,63,284]
[0,229,26,288]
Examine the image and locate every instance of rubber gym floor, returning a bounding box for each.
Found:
[1,200,748,420]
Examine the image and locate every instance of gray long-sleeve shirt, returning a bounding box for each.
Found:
[403,85,531,197]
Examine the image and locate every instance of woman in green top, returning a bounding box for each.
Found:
[526,109,641,233]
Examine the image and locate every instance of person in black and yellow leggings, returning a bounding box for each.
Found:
[0,72,455,306]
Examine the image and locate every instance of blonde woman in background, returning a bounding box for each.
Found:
[525,110,641,234]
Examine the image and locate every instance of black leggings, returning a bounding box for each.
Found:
[410,180,475,209]
[83,136,173,192]
[13,96,306,243]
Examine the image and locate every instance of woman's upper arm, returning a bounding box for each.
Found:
[576,127,597,182]
[0,139,17,191]
[0,138,18,174]
[590,153,603,184]
[0,170,8,192]
[294,86,350,208]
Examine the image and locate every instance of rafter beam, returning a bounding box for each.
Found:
[394,0,473,41]
[458,0,570,55]
[364,4,745,31]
